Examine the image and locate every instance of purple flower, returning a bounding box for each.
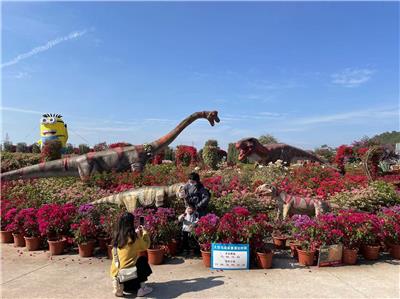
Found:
[78,204,94,214]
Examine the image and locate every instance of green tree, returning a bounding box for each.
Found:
[227,143,239,165]
[78,144,91,154]
[258,134,278,144]
[371,131,400,145]
[31,143,41,154]
[202,140,220,170]
[16,142,28,153]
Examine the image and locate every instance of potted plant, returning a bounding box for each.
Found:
[194,213,219,268]
[96,205,121,254]
[17,208,41,251]
[0,200,15,243]
[5,208,25,247]
[37,203,77,255]
[250,213,274,269]
[336,211,365,265]
[71,219,97,257]
[291,215,319,266]
[358,213,382,260]
[142,208,176,265]
[380,206,400,259]
[272,219,291,249]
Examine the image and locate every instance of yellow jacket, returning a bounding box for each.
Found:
[110,231,151,277]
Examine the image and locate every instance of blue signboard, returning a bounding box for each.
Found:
[211,243,250,270]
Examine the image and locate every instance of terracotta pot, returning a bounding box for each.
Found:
[362,244,380,260]
[273,236,287,249]
[107,244,113,259]
[200,250,211,268]
[256,251,273,269]
[342,247,358,265]
[13,233,26,247]
[48,239,65,255]
[0,231,14,243]
[97,237,111,253]
[24,236,41,251]
[389,244,400,260]
[165,240,178,256]
[289,242,300,258]
[147,248,164,265]
[138,250,148,258]
[297,248,315,266]
[78,241,95,257]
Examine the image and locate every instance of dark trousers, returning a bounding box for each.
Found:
[181,231,199,252]
[123,256,152,292]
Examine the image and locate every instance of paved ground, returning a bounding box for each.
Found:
[1,243,399,299]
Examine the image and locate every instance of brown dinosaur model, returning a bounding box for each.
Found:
[235,137,326,165]
[1,111,220,181]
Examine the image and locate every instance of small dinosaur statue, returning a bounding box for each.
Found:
[235,137,326,165]
[362,145,400,181]
[91,183,185,211]
[255,184,332,220]
[1,111,220,181]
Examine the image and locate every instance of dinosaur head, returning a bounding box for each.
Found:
[235,137,260,161]
[206,111,220,126]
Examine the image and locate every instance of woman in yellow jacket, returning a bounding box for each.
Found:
[110,212,153,297]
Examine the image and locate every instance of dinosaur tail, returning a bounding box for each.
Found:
[91,193,124,206]
[0,157,79,181]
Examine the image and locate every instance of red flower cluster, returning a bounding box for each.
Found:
[203,175,249,197]
[71,219,97,244]
[175,145,197,166]
[279,163,367,199]
[15,208,40,237]
[37,203,77,239]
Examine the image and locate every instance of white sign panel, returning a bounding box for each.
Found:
[211,243,250,270]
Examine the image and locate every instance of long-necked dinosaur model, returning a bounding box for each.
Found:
[91,183,185,212]
[235,137,326,165]
[1,111,220,181]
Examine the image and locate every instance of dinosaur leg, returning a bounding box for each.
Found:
[282,203,291,220]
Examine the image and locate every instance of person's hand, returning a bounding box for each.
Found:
[136,226,143,238]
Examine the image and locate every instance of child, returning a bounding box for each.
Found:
[178,204,199,255]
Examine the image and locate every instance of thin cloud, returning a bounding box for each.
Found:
[0,106,42,115]
[331,68,375,87]
[295,107,397,125]
[1,29,88,68]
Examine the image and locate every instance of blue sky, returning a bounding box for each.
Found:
[2,1,399,150]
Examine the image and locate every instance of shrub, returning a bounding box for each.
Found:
[194,213,220,251]
[202,140,220,170]
[37,203,77,239]
[330,181,400,212]
[16,142,29,153]
[176,145,197,166]
[41,140,62,161]
[380,205,400,245]
[17,208,40,237]
[93,142,108,152]
[78,144,91,154]
[1,152,41,172]
[31,143,41,154]
[227,143,239,165]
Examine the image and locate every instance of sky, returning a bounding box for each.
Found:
[2,1,399,150]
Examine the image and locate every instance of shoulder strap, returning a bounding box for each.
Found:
[113,245,120,269]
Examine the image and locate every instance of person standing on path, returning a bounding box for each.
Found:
[181,172,211,217]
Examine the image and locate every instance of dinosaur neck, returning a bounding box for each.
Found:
[150,111,208,153]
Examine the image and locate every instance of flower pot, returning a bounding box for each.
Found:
[147,248,164,265]
[165,240,178,256]
[256,251,273,269]
[0,231,14,243]
[48,239,65,255]
[24,236,41,251]
[342,247,358,265]
[78,241,96,257]
[97,237,111,253]
[138,250,148,258]
[362,245,380,260]
[273,236,287,249]
[200,250,211,268]
[297,248,315,266]
[107,244,113,259]
[389,244,400,260]
[289,241,300,258]
[12,233,26,247]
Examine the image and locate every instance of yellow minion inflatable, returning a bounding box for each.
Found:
[38,113,68,151]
